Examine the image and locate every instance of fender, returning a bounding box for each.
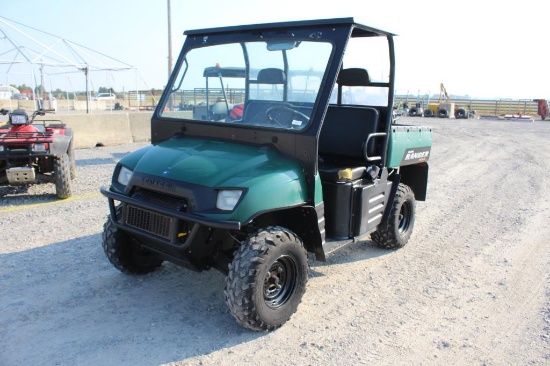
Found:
[400,162,429,201]
[50,134,72,157]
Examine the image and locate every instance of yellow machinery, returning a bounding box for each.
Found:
[420,84,470,118]
[423,83,446,117]
[436,83,455,118]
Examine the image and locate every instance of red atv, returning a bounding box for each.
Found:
[0,108,75,198]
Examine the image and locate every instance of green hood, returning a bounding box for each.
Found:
[130,137,300,188]
[119,137,308,221]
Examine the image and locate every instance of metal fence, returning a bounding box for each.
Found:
[124,88,246,111]
[108,88,545,117]
[394,95,542,117]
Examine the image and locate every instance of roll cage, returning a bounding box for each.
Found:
[152,17,396,204]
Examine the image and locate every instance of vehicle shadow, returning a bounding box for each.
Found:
[308,239,394,277]
[0,234,267,366]
[0,186,57,204]
[0,232,396,366]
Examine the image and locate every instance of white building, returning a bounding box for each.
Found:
[0,85,20,100]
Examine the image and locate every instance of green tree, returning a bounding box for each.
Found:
[52,88,66,99]
[98,86,116,94]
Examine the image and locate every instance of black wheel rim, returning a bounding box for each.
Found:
[398,200,412,234]
[264,255,297,309]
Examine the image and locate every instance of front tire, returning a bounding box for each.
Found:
[371,183,416,249]
[225,226,308,331]
[53,153,72,199]
[102,207,164,274]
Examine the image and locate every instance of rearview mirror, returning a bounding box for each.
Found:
[266,41,299,51]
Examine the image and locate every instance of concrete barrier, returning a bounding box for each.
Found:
[62,114,132,148]
[59,112,152,149]
[0,106,154,148]
[128,113,153,142]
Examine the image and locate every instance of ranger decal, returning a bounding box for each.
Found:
[401,147,431,165]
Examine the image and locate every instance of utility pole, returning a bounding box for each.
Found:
[40,64,45,100]
[167,0,173,79]
[167,0,173,110]
[81,66,90,114]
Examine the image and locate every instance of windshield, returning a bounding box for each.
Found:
[159,40,333,131]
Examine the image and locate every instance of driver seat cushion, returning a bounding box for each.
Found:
[318,166,366,182]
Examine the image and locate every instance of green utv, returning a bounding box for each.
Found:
[101,18,432,331]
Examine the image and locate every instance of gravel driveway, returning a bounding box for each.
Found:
[1,117,549,365]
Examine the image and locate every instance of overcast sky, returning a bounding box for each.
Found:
[1,0,548,99]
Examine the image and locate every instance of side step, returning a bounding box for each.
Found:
[322,232,371,258]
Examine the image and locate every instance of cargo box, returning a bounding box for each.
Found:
[386,125,433,168]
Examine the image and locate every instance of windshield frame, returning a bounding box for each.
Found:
[159,32,336,133]
[151,18,396,195]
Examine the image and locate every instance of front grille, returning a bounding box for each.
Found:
[132,188,188,211]
[125,205,172,239]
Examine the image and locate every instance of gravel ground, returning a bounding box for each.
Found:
[1,117,549,365]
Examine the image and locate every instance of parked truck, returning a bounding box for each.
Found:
[100,17,432,331]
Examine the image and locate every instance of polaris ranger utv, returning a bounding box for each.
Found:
[101,18,432,331]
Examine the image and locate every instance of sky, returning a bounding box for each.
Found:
[1,0,549,100]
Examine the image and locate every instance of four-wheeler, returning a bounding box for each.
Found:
[100,18,433,331]
[0,108,75,198]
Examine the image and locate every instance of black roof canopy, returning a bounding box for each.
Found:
[184,17,395,38]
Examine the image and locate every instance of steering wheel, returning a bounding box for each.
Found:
[265,105,310,128]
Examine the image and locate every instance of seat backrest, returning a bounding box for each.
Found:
[337,68,370,87]
[319,105,379,160]
[244,68,287,124]
[319,67,380,161]
[336,68,370,105]
[256,68,286,84]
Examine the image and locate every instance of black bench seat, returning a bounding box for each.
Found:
[318,105,380,182]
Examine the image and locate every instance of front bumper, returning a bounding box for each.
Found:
[100,186,241,248]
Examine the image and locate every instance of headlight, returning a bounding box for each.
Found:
[32,143,47,151]
[216,190,243,211]
[117,166,133,186]
[0,146,4,152]
[10,114,28,125]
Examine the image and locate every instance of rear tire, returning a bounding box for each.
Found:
[438,109,448,118]
[225,226,308,331]
[102,206,164,274]
[371,183,416,249]
[455,108,467,119]
[53,153,72,199]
